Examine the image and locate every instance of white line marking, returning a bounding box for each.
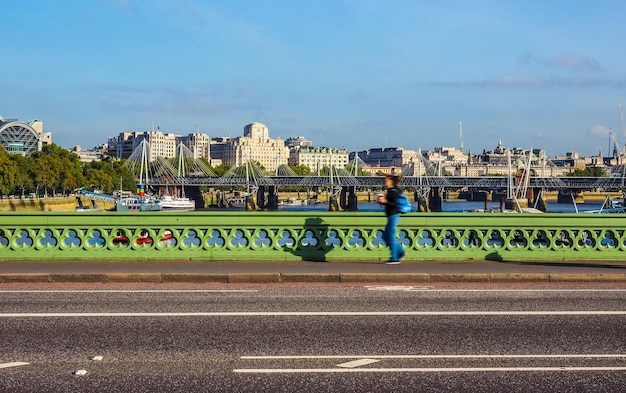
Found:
[242,354,626,360]
[234,367,626,373]
[365,287,626,293]
[0,362,29,369]
[336,359,379,368]
[1,311,625,317]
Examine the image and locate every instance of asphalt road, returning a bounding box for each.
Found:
[1,283,626,392]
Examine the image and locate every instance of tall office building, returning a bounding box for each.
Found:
[218,123,290,171]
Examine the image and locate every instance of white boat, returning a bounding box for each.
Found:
[160,194,195,211]
[115,196,162,212]
[582,195,626,214]
[279,197,308,206]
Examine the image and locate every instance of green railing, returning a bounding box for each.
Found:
[1,212,625,261]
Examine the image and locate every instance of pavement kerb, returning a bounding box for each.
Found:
[549,273,626,282]
[430,273,491,283]
[51,274,109,283]
[0,274,51,284]
[228,273,281,283]
[2,272,626,284]
[340,273,430,283]
[162,273,228,283]
[281,273,341,283]
[489,273,550,283]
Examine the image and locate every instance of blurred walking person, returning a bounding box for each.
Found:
[377,174,405,264]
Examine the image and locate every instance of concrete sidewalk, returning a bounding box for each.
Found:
[2,259,626,283]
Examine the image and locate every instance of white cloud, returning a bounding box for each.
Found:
[589,125,611,138]
[548,54,602,73]
[518,53,602,73]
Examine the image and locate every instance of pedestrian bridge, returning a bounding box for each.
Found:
[151,175,625,190]
[2,211,625,263]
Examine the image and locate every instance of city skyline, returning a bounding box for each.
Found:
[3,1,626,156]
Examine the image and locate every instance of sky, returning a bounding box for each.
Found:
[2,0,626,157]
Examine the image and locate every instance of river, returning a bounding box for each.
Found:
[270,200,606,213]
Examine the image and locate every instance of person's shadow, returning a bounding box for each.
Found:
[283,217,331,261]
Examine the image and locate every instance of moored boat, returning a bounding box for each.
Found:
[160,195,195,211]
[114,196,162,212]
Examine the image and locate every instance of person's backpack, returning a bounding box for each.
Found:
[396,191,412,214]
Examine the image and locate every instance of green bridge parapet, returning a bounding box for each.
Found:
[0,212,624,262]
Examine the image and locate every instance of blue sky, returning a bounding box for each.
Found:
[2,0,626,157]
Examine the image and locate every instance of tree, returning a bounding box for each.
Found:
[290,164,311,176]
[0,146,18,197]
[344,163,370,176]
[8,154,35,197]
[212,164,231,177]
[58,157,84,195]
[34,155,59,196]
[568,167,607,177]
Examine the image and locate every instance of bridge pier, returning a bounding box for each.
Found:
[329,195,340,211]
[266,186,279,210]
[532,188,547,212]
[340,186,358,211]
[428,187,442,212]
[558,190,580,204]
[414,190,428,212]
[182,186,206,208]
[245,194,257,210]
[256,187,266,209]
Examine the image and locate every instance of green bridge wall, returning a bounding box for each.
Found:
[0,212,624,262]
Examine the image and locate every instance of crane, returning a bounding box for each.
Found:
[610,130,622,160]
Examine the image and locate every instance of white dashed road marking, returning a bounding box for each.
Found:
[236,354,626,373]
[336,359,380,368]
[0,362,29,369]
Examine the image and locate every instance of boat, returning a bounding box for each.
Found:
[160,194,195,211]
[279,197,308,206]
[114,196,162,212]
[582,195,626,214]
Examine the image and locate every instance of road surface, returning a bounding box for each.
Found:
[1,282,626,392]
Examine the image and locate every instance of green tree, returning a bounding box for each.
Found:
[85,167,114,192]
[568,167,607,177]
[0,146,18,197]
[31,143,84,195]
[290,164,311,176]
[83,158,135,193]
[34,155,59,196]
[212,164,231,177]
[344,163,370,176]
[8,154,35,197]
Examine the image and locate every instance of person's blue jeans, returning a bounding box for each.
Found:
[383,213,402,261]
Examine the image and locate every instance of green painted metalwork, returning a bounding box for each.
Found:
[0,212,625,261]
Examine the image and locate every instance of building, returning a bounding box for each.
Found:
[288,147,349,172]
[179,133,211,159]
[107,130,212,162]
[350,147,420,169]
[214,123,290,171]
[70,145,103,162]
[0,116,51,155]
[285,136,313,148]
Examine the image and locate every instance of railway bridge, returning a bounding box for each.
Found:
[141,175,625,212]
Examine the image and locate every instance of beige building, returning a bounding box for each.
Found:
[108,130,212,162]
[220,123,290,171]
[179,133,211,159]
[289,147,349,172]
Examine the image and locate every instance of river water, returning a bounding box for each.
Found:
[272,200,606,213]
